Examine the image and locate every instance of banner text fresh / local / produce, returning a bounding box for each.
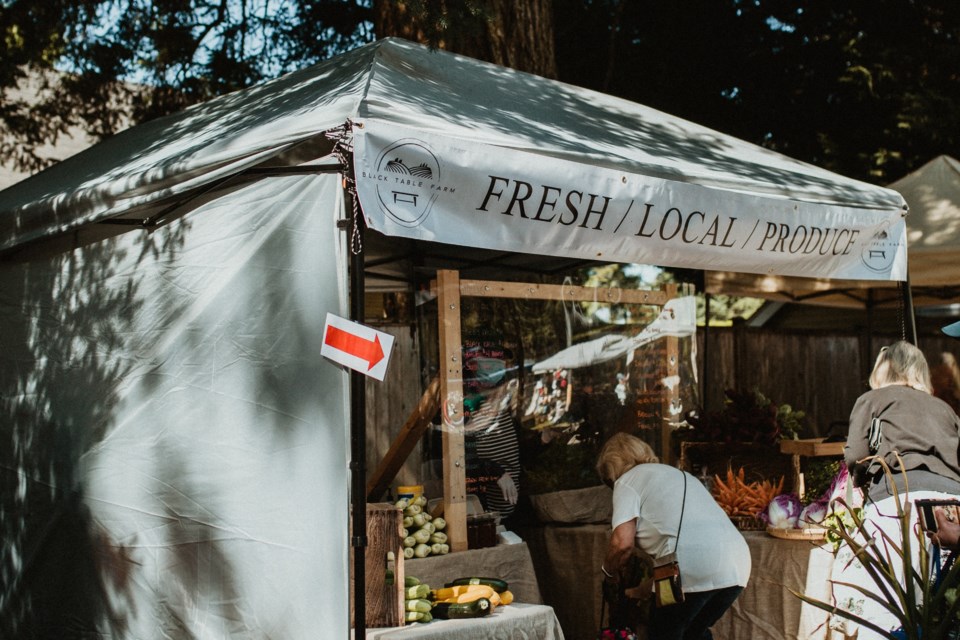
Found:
[476,175,863,257]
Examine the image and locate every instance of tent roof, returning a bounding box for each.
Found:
[889,154,960,287]
[0,38,906,279]
[705,155,960,308]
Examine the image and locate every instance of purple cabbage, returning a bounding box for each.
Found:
[761,493,803,528]
[798,500,829,528]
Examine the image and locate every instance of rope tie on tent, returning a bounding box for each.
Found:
[326,121,363,255]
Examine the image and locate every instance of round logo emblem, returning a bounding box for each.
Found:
[373,139,441,228]
[860,223,901,274]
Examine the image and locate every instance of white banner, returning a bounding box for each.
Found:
[353,120,907,282]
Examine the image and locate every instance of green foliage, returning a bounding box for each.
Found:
[821,505,864,552]
[556,1,960,184]
[683,388,806,446]
[0,0,375,172]
[521,434,603,495]
[804,458,842,506]
[695,293,766,325]
[774,399,806,441]
[5,1,960,193]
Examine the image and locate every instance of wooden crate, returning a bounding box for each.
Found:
[350,503,405,628]
[779,438,845,457]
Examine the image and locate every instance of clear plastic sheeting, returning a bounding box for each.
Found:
[531,297,696,372]
[0,174,350,639]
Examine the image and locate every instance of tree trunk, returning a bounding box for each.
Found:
[373,0,557,79]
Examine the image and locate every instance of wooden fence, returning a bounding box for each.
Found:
[698,324,960,437]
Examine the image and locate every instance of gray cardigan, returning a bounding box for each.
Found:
[844,385,960,499]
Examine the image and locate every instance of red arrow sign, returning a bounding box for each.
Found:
[324,324,385,370]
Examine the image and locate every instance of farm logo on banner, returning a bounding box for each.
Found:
[321,313,395,381]
[353,120,908,282]
[365,138,455,228]
[860,223,901,274]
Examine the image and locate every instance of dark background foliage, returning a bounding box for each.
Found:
[1,0,958,184]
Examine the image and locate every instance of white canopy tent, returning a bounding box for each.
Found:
[0,38,908,638]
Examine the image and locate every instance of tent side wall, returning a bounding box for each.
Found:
[0,174,352,637]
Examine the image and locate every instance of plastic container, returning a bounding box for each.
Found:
[396,485,423,502]
[467,512,500,549]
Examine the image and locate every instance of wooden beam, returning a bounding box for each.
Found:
[454,279,671,305]
[661,283,679,466]
[437,269,468,552]
[365,376,441,502]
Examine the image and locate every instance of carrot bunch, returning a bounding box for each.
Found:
[712,467,784,518]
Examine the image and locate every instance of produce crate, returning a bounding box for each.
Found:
[729,515,765,531]
[350,503,405,628]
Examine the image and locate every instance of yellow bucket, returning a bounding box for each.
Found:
[397,484,423,502]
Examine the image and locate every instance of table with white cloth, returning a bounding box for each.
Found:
[361,603,565,639]
[712,531,835,640]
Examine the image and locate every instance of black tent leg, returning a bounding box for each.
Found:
[703,293,711,412]
[350,217,367,638]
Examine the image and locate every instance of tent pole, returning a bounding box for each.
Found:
[863,290,875,385]
[350,216,367,637]
[902,277,918,346]
[703,293,711,412]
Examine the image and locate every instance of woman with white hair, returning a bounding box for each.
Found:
[833,341,960,638]
[845,340,960,500]
[597,432,751,639]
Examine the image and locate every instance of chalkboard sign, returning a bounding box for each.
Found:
[631,341,669,429]
[635,390,662,426]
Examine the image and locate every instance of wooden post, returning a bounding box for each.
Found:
[437,269,468,552]
[662,283,679,466]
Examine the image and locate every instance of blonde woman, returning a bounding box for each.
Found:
[845,341,960,500]
[597,433,751,640]
[833,341,960,638]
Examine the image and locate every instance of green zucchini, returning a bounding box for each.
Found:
[405,598,432,613]
[431,597,492,619]
[445,577,509,593]
[405,584,431,600]
[404,575,422,588]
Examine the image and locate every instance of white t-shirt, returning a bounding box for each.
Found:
[612,463,752,592]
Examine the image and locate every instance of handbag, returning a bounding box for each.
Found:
[652,470,687,608]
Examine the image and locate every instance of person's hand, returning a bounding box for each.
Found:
[623,577,653,601]
[601,572,620,605]
[930,508,960,549]
[498,473,518,505]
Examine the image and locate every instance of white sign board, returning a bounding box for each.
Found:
[354,120,907,282]
[321,313,394,381]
